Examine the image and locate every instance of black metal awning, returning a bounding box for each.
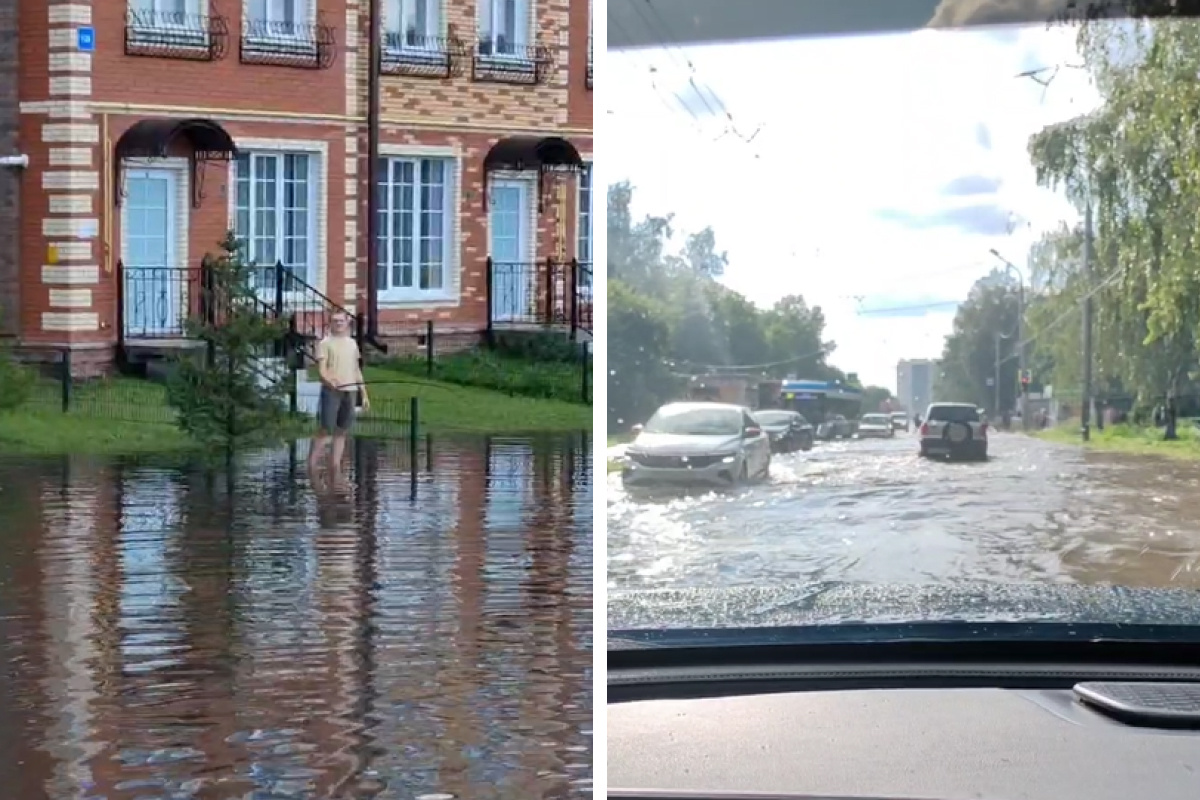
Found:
[483,135,583,172]
[114,118,237,208]
[481,135,584,211]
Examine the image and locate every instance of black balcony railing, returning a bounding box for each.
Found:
[117,265,203,340]
[124,8,229,60]
[240,16,337,69]
[116,260,384,367]
[381,32,467,78]
[485,258,592,341]
[471,39,550,85]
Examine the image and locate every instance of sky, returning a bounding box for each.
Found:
[607,19,1103,391]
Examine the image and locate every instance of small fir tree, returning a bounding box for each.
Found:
[166,231,291,449]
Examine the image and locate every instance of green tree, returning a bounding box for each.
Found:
[166,232,292,450]
[936,270,1022,412]
[606,182,844,426]
[861,385,893,412]
[1027,19,1200,413]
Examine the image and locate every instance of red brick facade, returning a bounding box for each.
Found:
[8,0,592,370]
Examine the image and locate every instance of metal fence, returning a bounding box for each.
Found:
[486,258,592,339]
[18,351,419,437]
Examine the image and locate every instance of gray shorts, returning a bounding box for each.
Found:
[318,386,356,433]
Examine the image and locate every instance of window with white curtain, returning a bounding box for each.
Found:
[234,151,315,287]
[128,0,206,37]
[478,0,530,56]
[383,0,441,50]
[246,0,306,36]
[376,156,455,300]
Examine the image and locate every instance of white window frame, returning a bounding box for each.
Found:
[478,0,532,59]
[226,138,328,296]
[577,161,593,264]
[244,0,314,42]
[376,144,462,307]
[128,0,209,42]
[383,0,443,53]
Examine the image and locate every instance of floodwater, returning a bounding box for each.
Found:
[609,431,1200,592]
[0,434,592,800]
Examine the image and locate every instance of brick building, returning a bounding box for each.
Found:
[5,0,592,372]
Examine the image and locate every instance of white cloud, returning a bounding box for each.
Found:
[609,21,1101,391]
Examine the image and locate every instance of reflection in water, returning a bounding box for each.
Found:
[0,434,592,799]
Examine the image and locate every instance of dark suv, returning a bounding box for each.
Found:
[919,402,988,461]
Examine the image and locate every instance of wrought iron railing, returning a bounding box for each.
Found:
[380,32,467,78]
[116,260,380,366]
[471,39,550,85]
[240,16,337,69]
[124,9,229,60]
[485,258,592,339]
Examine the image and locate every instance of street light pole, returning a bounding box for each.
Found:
[989,249,1027,427]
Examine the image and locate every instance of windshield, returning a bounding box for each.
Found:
[609,1,1200,641]
[755,411,797,425]
[644,405,743,436]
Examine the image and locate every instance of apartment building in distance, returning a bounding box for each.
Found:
[7,0,593,373]
[896,358,939,416]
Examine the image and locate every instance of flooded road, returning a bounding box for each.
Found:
[608,432,1200,592]
[0,434,591,800]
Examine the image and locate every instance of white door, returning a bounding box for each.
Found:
[489,179,531,322]
[123,169,180,337]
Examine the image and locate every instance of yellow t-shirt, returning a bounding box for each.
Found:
[317,334,361,391]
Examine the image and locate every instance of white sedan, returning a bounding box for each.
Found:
[620,402,772,487]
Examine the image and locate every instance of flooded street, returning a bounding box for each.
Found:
[0,435,591,800]
[609,432,1200,592]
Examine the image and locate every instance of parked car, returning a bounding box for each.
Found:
[919,402,989,461]
[856,413,896,439]
[753,409,815,453]
[890,412,909,432]
[621,402,772,487]
[817,414,854,440]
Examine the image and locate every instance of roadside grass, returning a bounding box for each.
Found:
[3,371,591,457]
[1033,421,1200,459]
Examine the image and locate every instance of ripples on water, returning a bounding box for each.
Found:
[0,434,592,800]
[608,433,1200,592]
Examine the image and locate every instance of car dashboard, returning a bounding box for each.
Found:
[609,678,1200,800]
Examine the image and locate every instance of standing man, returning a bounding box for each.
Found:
[308,311,369,481]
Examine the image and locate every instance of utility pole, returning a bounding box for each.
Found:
[1081,201,1094,442]
[994,333,1004,416]
[1016,280,1026,429]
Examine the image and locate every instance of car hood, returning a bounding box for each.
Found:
[608,581,1200,647]
[630,433,741,454]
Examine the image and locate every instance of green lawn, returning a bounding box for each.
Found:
[379,350,589,405]
[2,372,591,456]
[1034,421,1200,459]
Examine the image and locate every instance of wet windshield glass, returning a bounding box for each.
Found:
[609,2,1200,639]
[644,406,743,436]
[755,411,797,425]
